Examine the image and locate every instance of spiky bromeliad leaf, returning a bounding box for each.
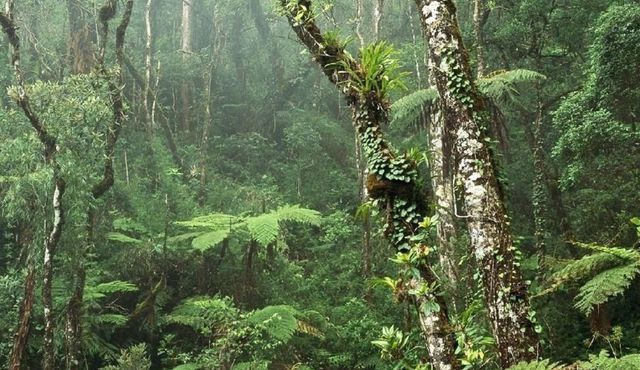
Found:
[192,230,230,251]
[106,232,142,244]
[245,305,300,342]
[575,262,640,315]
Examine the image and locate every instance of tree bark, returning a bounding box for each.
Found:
[414,1,539,366]
[180,0,193,134]
[428,108,462,312]
[280,2,459,368]
[9,225,36,370]
[67,0,96,74]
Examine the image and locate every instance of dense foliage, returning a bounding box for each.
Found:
[0,0,639,369]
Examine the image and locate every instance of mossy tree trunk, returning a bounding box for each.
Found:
[280,1,459,368]
[414,1,539,367]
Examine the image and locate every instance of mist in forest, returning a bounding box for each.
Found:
[0,0,639,369]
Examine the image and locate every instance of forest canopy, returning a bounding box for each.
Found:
[0,0,639,369]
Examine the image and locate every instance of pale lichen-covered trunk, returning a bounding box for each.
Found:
[428,109,461,312]
[414,1,539,367]
[180,0,192,134]
[280,2,459,368]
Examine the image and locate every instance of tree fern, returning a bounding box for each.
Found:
[477,69,546,105]
[245,305,300,342]
[390,88,438,125]
[544,242,640,316]
[507,359,562,370]
[163,296,237,334]
[191,230,231,251]
[390,68,545,126]
[246,213,280,247]
[172,204,321,250]
[273,204,321,226]
[575,263,640,315]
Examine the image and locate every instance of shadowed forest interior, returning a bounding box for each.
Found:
[1,0,640,369]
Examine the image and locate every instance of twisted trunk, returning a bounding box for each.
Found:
[415,1,539,366]
[65,2,133,368]
[280,2,459,367]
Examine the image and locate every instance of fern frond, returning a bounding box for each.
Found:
[478,69,546,105]
[106,232,142,244]
[575,262,640,315]
[274,204,322,226]
[576,242,640,260]
[163,296,237,333]
[174,213,239,229]
[246,305,300,342]
[246,213,280,247]
[192,230,230,251]
[231,361,270,370]
[93,314,128,326]
[85,280,138,301]
[167,231,204,244]
[390,88,438,124]
[508,359,562,370]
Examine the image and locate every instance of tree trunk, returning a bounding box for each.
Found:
[9,225,35,370]
[67,0,96,74]
[472,0,487,78]
[415,1,539,366]
[280,3,459,367]
[532,101,547,256]
[428,108,462,312]
[180,0,193,134]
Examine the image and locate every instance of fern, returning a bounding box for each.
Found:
[246,213,280,247]
[508,359,562,370]
[174,213,239,229]
[173,204,321,250]
[246,305,300,342]
[85,280,138,301]
[575,263,640,315]
[390,68,545,126]
[544,242,640,316]
[577,350,640,369]
[106,232,143,244]
[192,230,231,251]
[163,296,237,334]
[390,88,438,124]
[274,204,321,226]
[477,69,546,105]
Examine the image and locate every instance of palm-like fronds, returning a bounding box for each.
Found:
[171,204,321,250]
[543,242,640,316]
[390,68,546,127]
